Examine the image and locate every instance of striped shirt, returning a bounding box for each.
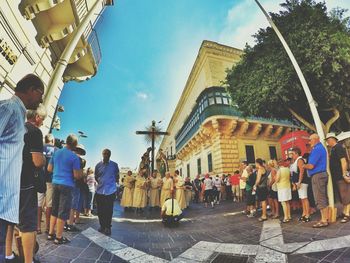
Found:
[0,95,26,223]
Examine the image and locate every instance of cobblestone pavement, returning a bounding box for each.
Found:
[33,200,350,262]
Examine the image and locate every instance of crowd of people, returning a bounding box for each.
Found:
[0,75,120,263]
[120,133,350,230]
[1,74,350,263]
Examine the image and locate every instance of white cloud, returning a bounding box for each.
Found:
[219,0,350,49]
[136,91,148,100]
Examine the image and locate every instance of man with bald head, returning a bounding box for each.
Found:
[304,133,329,228]
[95,149,119,236]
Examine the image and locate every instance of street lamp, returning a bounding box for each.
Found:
[49,104,64,133]
[78,131,88,138]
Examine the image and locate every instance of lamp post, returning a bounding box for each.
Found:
[254,0,335,220]
[78,130,88,138]
[49,104,64,133]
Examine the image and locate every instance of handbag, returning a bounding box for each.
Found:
[34,169,46,193]
[343,171,350,184]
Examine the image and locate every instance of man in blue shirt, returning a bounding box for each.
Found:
[95,149,119,236]
[0,74,44,262]
[47,134,82,244]
[304,133,329,228]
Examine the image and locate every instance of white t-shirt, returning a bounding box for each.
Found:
[213,177,222,190]
[203,178,213,190]
[162,198,182,216]
[240,168,248,189]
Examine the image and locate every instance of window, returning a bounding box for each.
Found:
[203,99,208,108]
[269,146,277,160]
[208,153,213,172]
[245,145,255,164]
[197,158,202,175]
[187,164,190,177]
[171,146,173,156]
[223,97,229,104]
[180,168,182,177]
[216,96,223,104]
[209,97,215,105]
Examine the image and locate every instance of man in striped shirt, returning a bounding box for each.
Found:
[0,74,44,262]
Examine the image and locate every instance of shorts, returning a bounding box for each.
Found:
[297,183,308,199]
[51,184,73,220]
[18,187,37,232]
[37,183,53,208]
[246,190,256,206]
[257,187,268,202]
[231,185,241,197]
[311,172,328,209]
[269,190,278,200]
[337,179,350,205]
[71,185,81,210]
[278,188,292,202]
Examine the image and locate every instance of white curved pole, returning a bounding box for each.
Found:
[44,0,102,108]
[254,0,334,208]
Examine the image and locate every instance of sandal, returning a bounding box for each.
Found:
[37,229,42,234]
[272,215,279,219]
[282,218,291,223]
[341,216,350,223]
[258,217,267,222]
[47,233,56,241]
[54,236,70,245]
[312,221,329,228]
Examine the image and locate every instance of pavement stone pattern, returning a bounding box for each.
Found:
[34,200,350,262]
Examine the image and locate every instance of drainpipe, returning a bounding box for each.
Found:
[254,0,335,215]
[44,0,103,109]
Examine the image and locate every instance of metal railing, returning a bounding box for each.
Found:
[87,27,101,66]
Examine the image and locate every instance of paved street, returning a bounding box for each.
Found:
[35,200,350,262]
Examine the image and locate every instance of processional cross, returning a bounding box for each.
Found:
[136,120,169,175]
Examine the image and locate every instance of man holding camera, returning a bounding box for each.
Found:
[47,134,82,244]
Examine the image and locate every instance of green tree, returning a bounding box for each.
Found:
[225,0,350,133]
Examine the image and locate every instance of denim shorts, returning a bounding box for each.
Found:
[71,185,81,210]
[51,184,73,220]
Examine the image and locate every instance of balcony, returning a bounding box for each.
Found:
[19,0,104,81]
[175,87,293,152]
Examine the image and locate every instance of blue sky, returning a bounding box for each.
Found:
[53,0,350,170]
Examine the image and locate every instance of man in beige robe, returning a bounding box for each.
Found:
[160,172,174,207]
[149,171,162,208]
[132,170,148,213]
[121,171,135,211]
[174,170,187,210]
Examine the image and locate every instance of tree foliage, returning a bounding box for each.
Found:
[225,0,350,133]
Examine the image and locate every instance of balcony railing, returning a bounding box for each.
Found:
[87,27,101,66]
[175,86,293,152]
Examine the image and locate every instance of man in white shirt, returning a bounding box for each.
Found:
[161,197,183,226]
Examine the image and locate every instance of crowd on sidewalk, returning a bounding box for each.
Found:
[0,75,120,263]
[1,75,350,263]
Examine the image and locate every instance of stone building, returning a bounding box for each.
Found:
[0,0,113,134]
[158,40,295,177]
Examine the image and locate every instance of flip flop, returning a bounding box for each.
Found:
[341,216,350,223]
[258,217,267,222]
[312,221,329,228]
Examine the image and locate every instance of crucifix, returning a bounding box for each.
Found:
[136,120,169,175]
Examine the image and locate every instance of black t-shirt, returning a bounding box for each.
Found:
[21,122,43,188]
[330,143,347,181]
[247,171,257,187]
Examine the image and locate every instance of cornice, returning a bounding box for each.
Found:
[160,40,243,151]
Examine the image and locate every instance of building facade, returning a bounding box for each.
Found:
[158,40,296,178]
[0,0,113,134]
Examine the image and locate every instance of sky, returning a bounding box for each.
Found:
[54,0,350,170]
